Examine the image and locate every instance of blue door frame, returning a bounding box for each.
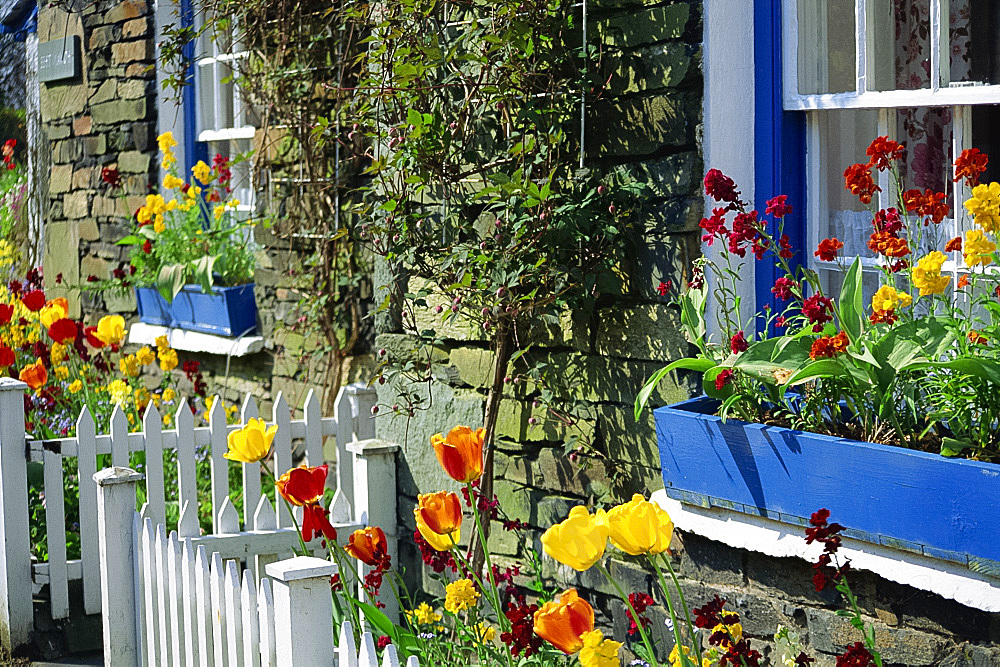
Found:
[753,0,807,318]
[180,0,208,176]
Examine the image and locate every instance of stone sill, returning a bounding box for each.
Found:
[652,489,1000,613]
[128,322,265,358]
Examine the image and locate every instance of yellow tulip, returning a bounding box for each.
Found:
[95,315,126,345]
[414,504,460,552]
[224,418,276,463]
[39,299,68,329]
[606,494,674,556]
[540,505,610,571]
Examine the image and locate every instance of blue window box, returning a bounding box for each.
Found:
[135,284,258,337]
[655,396,1000,573]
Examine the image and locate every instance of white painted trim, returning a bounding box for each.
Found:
[652,489,1000,613]
[128,322,264,357]
[197,127,256,142]
[785,83,1000,110]
[155,0,187,175]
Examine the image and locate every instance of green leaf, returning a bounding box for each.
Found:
[357,600,397,642]
[784,358,851,387]
[156,264,186,303]
[940,437,971,457]
[116,235,143,246]
[839,257,864,340]
[635,361,713,420]
[189,255,217,294]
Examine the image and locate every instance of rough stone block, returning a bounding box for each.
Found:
[90,79,117,105]
[587,92,700,158]
[76,219,99,242]
[494,448,610,499]
[447,346,493,388]
[91,195,131,218]
[43,222,81,317]
[598,404,667,469]
[607,42,694,95]
[112,40,152,64]
[118,79,146,99]
[41,83,87,121]
[594,303,689,362]
[122,18,147,38]
[88,25,113,50]
[63,191,89,219]
[91,98,147,126]
[107,0,147,24]
[540,351,691,406]
[71,166,95,190]
[49,164,72,193]
[125,63,153,78]
[495,399,596,445]
[47,123,71,140]
[72,115,92,136]
[375,332,449,366]
[616,152,698,201]
[118,150,151,173]
[83,135,107,156]
[597,4,691,48]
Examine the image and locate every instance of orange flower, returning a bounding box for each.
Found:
[814,238,844,262]
[958,274,970,289]
[844,163,879,204]
[345,526,390,568]
[866,136,905,171]
[903,188,949,224]
[954,148,989,188]
[870,309,898,325]
[533,589,595,654]
[969,330,989,346]
[867,231,910,258]
[431,426,485,484]
[809,332,849,360]
[416,491,463,536]
[276,464,328,506]
[945,236,963,253]
[19,360,47,389]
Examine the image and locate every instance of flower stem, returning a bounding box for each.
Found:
[595,561,662,667]
[649,554,701,666]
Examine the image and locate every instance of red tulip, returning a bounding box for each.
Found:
[20,290,45,312]
[84,326,106,349]
[276,464,328,506]
[47,318,78,344]
[0,304,12,325]
[0,345,14,368]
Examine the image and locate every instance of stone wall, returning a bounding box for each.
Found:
[374,2,1000,665]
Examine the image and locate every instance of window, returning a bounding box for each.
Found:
[192,10,256,216]
[780,0,1000,300]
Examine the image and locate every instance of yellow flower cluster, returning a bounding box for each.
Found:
[404,602,441,626]
[965,182,1000,233]
[50,342,68,365]
[163,173,185,190]
[119,354,140,377]
[107,379,130,406]
[0,240,16,268]
[136,346,156,365]
[68,379,83,394]
[137,193,177,233]
[444,578,479,614]
[213,198,240,222]
[964,229,996,268]
[155,335,178,371]
[579,630,622,667]
[158,132,178,170]
[911,251,949,296]
[669,644,713,667]
[192,160,214,185]
[871,284,912,314]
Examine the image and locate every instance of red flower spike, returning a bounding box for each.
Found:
[865,136,905,171]
[844,164,880,204]
[814,238,844,262]
[772,277,795,301]
[765,194,793,219]
[954,148,988,188]
[704,169,739,203]
[730,331,748,354]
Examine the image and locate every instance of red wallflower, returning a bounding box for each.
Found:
[867,231,910,259]
[699,208,728,245]
[625,592,654,637]
[772,277,795,300]
[730,331,748,354]
[47,318,78,344]
[945,236,963,253]
[968,330,988,346]
[101,166,121,188]
[809,331,849,360]
[873,208,902,233]
[865,136,905,171]
[903,188,949,224]
[765,194,793,219]
[843,163,879,204]
[958,274,970,289]
[142,239,152,254]
[836,642,876,667]
[814,238,843,262]
[727,210,760,257]
[20,290,45,312]
[0,303,12,324]
[778,233,794,259]
[656,281,671,296]
[0,345,14,368]
[954,148,988,188]
[500,602,543,657]
[714,369,734,391]
[704,169,739,203]
[801,294,833,331]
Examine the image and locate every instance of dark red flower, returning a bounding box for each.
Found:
[730,331,748,354]
[626,593,655,637]
[714,369,734,392]
[795,652,816,665]
[142,239,152,254]
[413,529,456,573]
[693,595,727,629]
[778,233,794,259]
[0,304,12,325]
[727,210,761,257]
[47,318,78,344]
[903,188,949,224]
[20,290,45,312]
[376,636,392,651]
[836,642,876,667]
[772,277,795,300]
[844,164,879,204]
[775,316,787,328]
[801,294,833,331]
[704,169,739,203]
[7,280,21,296]
[0,345,14,367]
[954,148,988,188]
[500,601,543,658]
[814,238,844,262]
[101,166,121,188]
[865,136,905,171]
[699,208,728,245]
[765,194,793,219]
[656,281,672,296]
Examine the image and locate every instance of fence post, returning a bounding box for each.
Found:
[0,378,31,657]
[94,466,144,667]
[266,556,337,666]
[348,438,400,624]
[344,382,377,439]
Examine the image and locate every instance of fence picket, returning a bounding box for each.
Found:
[168,531,184,666]
[110,404,129,467]
[143,404,166,527]
[76,406,100,615]
[252,495,277,580]
[358,631,378,666]
[338,620,359,667]
[381,645,401,667]
[154,524,174,665]
[208,397,229,535]
[241,394,261,529]
[241,569,261,667]
[331,388,354,522]
[258,577,276,667]
[210,551,226,666]
[271,393,293,529]
[195,545,215,667]
[224,560,243,665]
[42,448,69,619]
[303,389,322,467]
[175,399,198,538]
[141,518,159,666]
[182,539,197,667]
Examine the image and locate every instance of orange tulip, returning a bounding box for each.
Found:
[414,491,462,551]
[533,589,594,654]
[431,426,485,483]
[345,526,390,568]
[19,361,47,389]
[276,465,328,506]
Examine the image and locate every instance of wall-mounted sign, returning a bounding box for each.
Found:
[38,36,80,83]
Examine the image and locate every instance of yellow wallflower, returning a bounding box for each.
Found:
[159,348,178,371]
[871,284,912,314]
[964,229,996,268]
[107,379,130,405]
[192,160,214,185]
[473,623,496,642]
[136,346,156,365]
[68,379,83,394]
[964,182,1000,233]
[163,174,185,190]
[606,493,674,556]
[540,506,610,571]
[669,644,712,667]
[157,131,177,153]
[578,630,622,667]
[213,205,226,221]
[134,387,150,411]
[162,412,173,427]
[444,579,479,614]
[911,251,950,296]
[155,335,170,351]
[119,354,140,377]
[404,602,441,626]
[163,387,176,402]
[50,342,68,365]
[53,365,69,380]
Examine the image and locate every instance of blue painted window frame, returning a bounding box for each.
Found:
[180,0,207,176]
[753,0,807,317]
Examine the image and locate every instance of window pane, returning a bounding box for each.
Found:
[797,0,856,94]
[970,105,1000,184]
[896,106,953,195]
[870,0,931,91]
[950,2,1000,86]
[197,62,216,133]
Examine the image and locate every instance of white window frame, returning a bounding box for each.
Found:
[781,0,999,293]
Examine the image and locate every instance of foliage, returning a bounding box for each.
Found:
[109,135,256,302]
[639,139,1000,461]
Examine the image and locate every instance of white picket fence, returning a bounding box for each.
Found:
[93,467,414,667]
[0,377,400,658]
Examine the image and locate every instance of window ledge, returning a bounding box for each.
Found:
[128,322,265,358]
[652,489,1000,613]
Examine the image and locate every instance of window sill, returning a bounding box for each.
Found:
[128,322,265,358]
